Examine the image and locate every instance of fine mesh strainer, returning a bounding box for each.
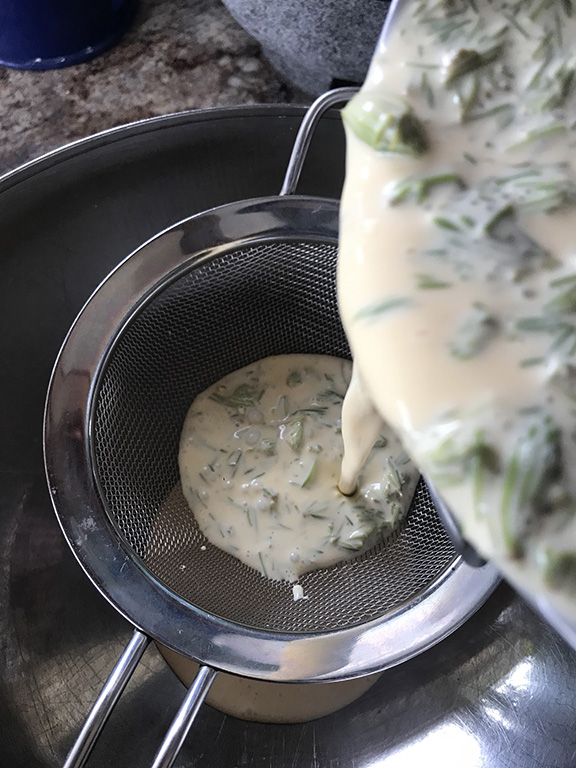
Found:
[44,89,499,768]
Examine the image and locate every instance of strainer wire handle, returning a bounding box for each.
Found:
[63,627,218,768]
[279,86,358,197]
[63,629,150,768]
[150,665,218,768]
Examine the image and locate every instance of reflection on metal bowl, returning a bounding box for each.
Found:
[157,644,382,723]
[2,106,576,768]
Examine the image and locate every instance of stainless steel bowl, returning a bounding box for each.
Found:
[2,105,576,768]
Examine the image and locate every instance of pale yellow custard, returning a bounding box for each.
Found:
[178,354,418,583]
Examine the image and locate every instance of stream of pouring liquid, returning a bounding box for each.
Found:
[338,366,385,497]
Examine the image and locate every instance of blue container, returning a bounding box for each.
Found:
[0,0,139,70]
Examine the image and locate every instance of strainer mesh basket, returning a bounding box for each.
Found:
[92,239,457,634]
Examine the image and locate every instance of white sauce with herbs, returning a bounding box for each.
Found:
[338,0,576,618]
[179,354,417,582]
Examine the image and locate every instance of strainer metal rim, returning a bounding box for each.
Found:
[44,193,500,683]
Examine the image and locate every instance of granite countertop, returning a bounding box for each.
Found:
[0,0,308,176]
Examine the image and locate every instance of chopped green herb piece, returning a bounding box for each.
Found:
[316,388,345,404]
[449,304,499,360]
[433,217,461,231]
[501,453,523,558]
[228,449,243,475]
[275,394,289,421]
[532,29,553,60]
[425,428,499,491]
[502,11,529,37]
[485,205,556,273]
[257,552,268,578]
[286,370,302,388]
[550,274,576,288]
[520,357,545,368]
[550,323,576,354]
[192,488,208,509]
[353,296,413,322]
[516,315,559,333]
[210,383,262,409]
[500,417,565,558]
[507,123,567,152]
[496,169,540,186]
[343,92,429,157]
[548,362,576,400]
[302,501,329,519]
[416,273,452,289]
[421,71,436,108]
[542,549,576,591]
[384,458,405,502]
[467,103,515,123]
[469,430,499,518]
[541,66,575,110]
[301,460,317,488]
[530,0,551,21]
[337,528,370,552]
[545,284,576,314]
[484,203,515,234]
[457,73,480,122]
[444,44,503,86]
[259,438,277,456]
[389,173,465,205]
[285,416,304,453]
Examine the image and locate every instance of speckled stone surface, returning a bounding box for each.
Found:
[222,0,388,97]
[0,0,308,175]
